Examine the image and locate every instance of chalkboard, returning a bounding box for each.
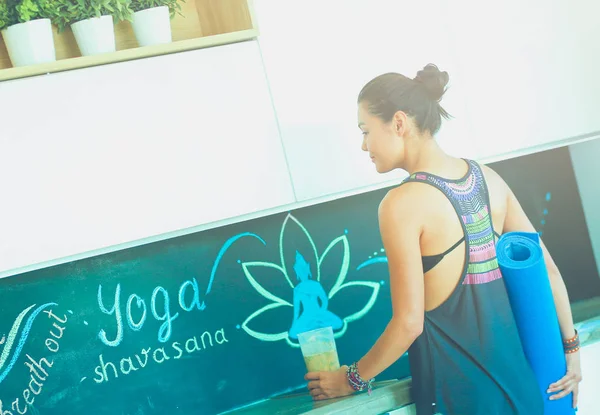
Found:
[0,188,408,415]
[489,146,600,301]
[2,146,598,415]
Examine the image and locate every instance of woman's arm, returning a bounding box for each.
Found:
[304,185,426,401]
[503,187,576,340]
[355,186,426,380]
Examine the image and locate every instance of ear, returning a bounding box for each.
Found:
[392,111,408,137]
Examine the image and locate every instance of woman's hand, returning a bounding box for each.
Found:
[548,351,582,408]
[305,365,355,401]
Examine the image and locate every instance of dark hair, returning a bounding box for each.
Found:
[358,64,451,135]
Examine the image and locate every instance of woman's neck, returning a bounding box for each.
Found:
[402,136,452,175]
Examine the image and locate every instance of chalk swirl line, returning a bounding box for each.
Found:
[0,302,57,384]
[205,232,266,296]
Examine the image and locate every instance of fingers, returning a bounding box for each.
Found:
[307,381,320,390]
[309,387,324,397]
[547,368,583,406]
[548,372,573,391]
[313,394,328,401]
[549,375,576,401]
[549,384,574,401]
[305,371,321,381]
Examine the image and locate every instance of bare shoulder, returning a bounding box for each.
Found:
[378,181,430,221]
[480,163,504,184]
[377,183,427,243]
[479,163,510,194]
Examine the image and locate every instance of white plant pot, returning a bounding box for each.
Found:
[71,15,116,56]
[1,19,56,67]
[132,6,172,47]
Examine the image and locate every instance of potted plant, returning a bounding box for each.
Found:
[129,0,183,47]
[51,0,133,56]
[0,0,57,67]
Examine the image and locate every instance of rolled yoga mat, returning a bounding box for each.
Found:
[496,231,575,415]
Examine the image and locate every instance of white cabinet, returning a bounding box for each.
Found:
[445,0,600,160]
[0,40,295,275]
[255,0,472,201]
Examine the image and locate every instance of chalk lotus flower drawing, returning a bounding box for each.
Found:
[240,213,381,347]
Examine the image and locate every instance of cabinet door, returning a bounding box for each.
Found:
[445,0,600,160]
[0,41,295,275]
[255,0,471,201]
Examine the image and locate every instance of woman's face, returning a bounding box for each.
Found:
[357,101,404,173]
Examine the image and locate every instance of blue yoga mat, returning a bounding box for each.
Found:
[496,231,575,415]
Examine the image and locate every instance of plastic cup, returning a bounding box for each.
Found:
[297,326,340,372]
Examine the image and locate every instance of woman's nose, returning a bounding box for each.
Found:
[361,138,368,152]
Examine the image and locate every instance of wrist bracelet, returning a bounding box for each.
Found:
[346,362,374,396]
[563,329,580,354]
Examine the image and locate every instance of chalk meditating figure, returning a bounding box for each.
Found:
[288,251,343,340]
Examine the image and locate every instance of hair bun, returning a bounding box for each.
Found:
[414,64,449,102]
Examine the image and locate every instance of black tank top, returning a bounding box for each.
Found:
[402,160,544,415]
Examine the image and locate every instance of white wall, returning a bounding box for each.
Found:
[256,0,600,178]
[570,138,600,277]
[254,0,472,201]
[0,41,295,274]
[1,0,599,277]
[443,0,600,160]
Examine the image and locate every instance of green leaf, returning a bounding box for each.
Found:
[0,0,181,33]
[43,0,137,29]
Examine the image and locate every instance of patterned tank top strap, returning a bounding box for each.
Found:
[400,171,452,199]
[456,160,503,285]
[401,160,503,285]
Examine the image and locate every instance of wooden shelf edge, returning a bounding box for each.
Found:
[0,28,258,82]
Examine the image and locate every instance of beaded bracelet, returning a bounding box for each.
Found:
[563,329,580,354]
[346,362,374,396]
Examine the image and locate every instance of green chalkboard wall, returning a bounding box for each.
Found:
[0,187,407,415]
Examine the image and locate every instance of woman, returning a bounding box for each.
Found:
[305,64,583,414]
